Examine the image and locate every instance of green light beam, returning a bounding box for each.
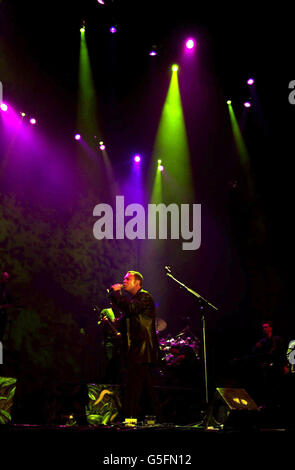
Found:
[228,102,250,171]
[227,102,254,197]
[151,68,194,203]
[151,165,163,205]
[77,30,100,136]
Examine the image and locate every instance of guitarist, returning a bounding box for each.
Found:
[95,305,122,384]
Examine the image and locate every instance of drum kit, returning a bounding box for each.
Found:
[156,317,200,367]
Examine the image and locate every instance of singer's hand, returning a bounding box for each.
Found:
[111,283,123,292]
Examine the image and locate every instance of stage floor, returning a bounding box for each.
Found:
[1,422,294,467]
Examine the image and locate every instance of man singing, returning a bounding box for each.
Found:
[110,271,160,421]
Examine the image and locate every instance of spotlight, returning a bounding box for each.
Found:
[30,118,37,125]
[172,64,179,72]
[99,141,106,150]
[158,164,164,172]
[247,78,255,85]
[97,0,105,4]
[133,154,141,163]
[110,26,117,34]
[227,100,232,105]
[244,101,251,108]
[157,159,162,164]
[80,20,86,33]
[185,38,195,50]
[20,112,26,117]
[0,103,8,112]
[74,134,81,140]
[149,45,157,56]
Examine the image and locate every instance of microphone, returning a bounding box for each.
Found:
[165,266,171,273]
[107,284,123,294]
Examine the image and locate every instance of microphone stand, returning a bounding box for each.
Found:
[165,267,218,407]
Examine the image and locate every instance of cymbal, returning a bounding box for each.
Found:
[155,317,167,332]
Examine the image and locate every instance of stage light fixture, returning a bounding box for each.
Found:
[99,141,106,150]
[20,112,26,117]
[75,134,81,140]
[172,64,179,72]
[247,78,255,85]
[97,0,105,4]
[80,20,86,33]
[0,103,8,112]
[227,100,232,105]
[157,159,162,164]
[134,154,141,163]
[149,45,157,56]
[244,101,251,108]
[110,26,117,34]
[185,38,195,50]
[158,164,164,172]
[30,118,36,124]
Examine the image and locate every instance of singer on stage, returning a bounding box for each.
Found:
[109,271,160,420]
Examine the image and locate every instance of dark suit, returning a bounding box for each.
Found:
[110,288,160,419]
[252,334,285,407]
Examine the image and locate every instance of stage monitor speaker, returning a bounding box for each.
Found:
[204,387,259,430]
[85,383,122,425]
[0,377,17,424]
[54,383,122,426]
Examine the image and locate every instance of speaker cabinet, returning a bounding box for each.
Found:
[205,387,259,430]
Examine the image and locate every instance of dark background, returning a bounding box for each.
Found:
[0,0,294,420]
